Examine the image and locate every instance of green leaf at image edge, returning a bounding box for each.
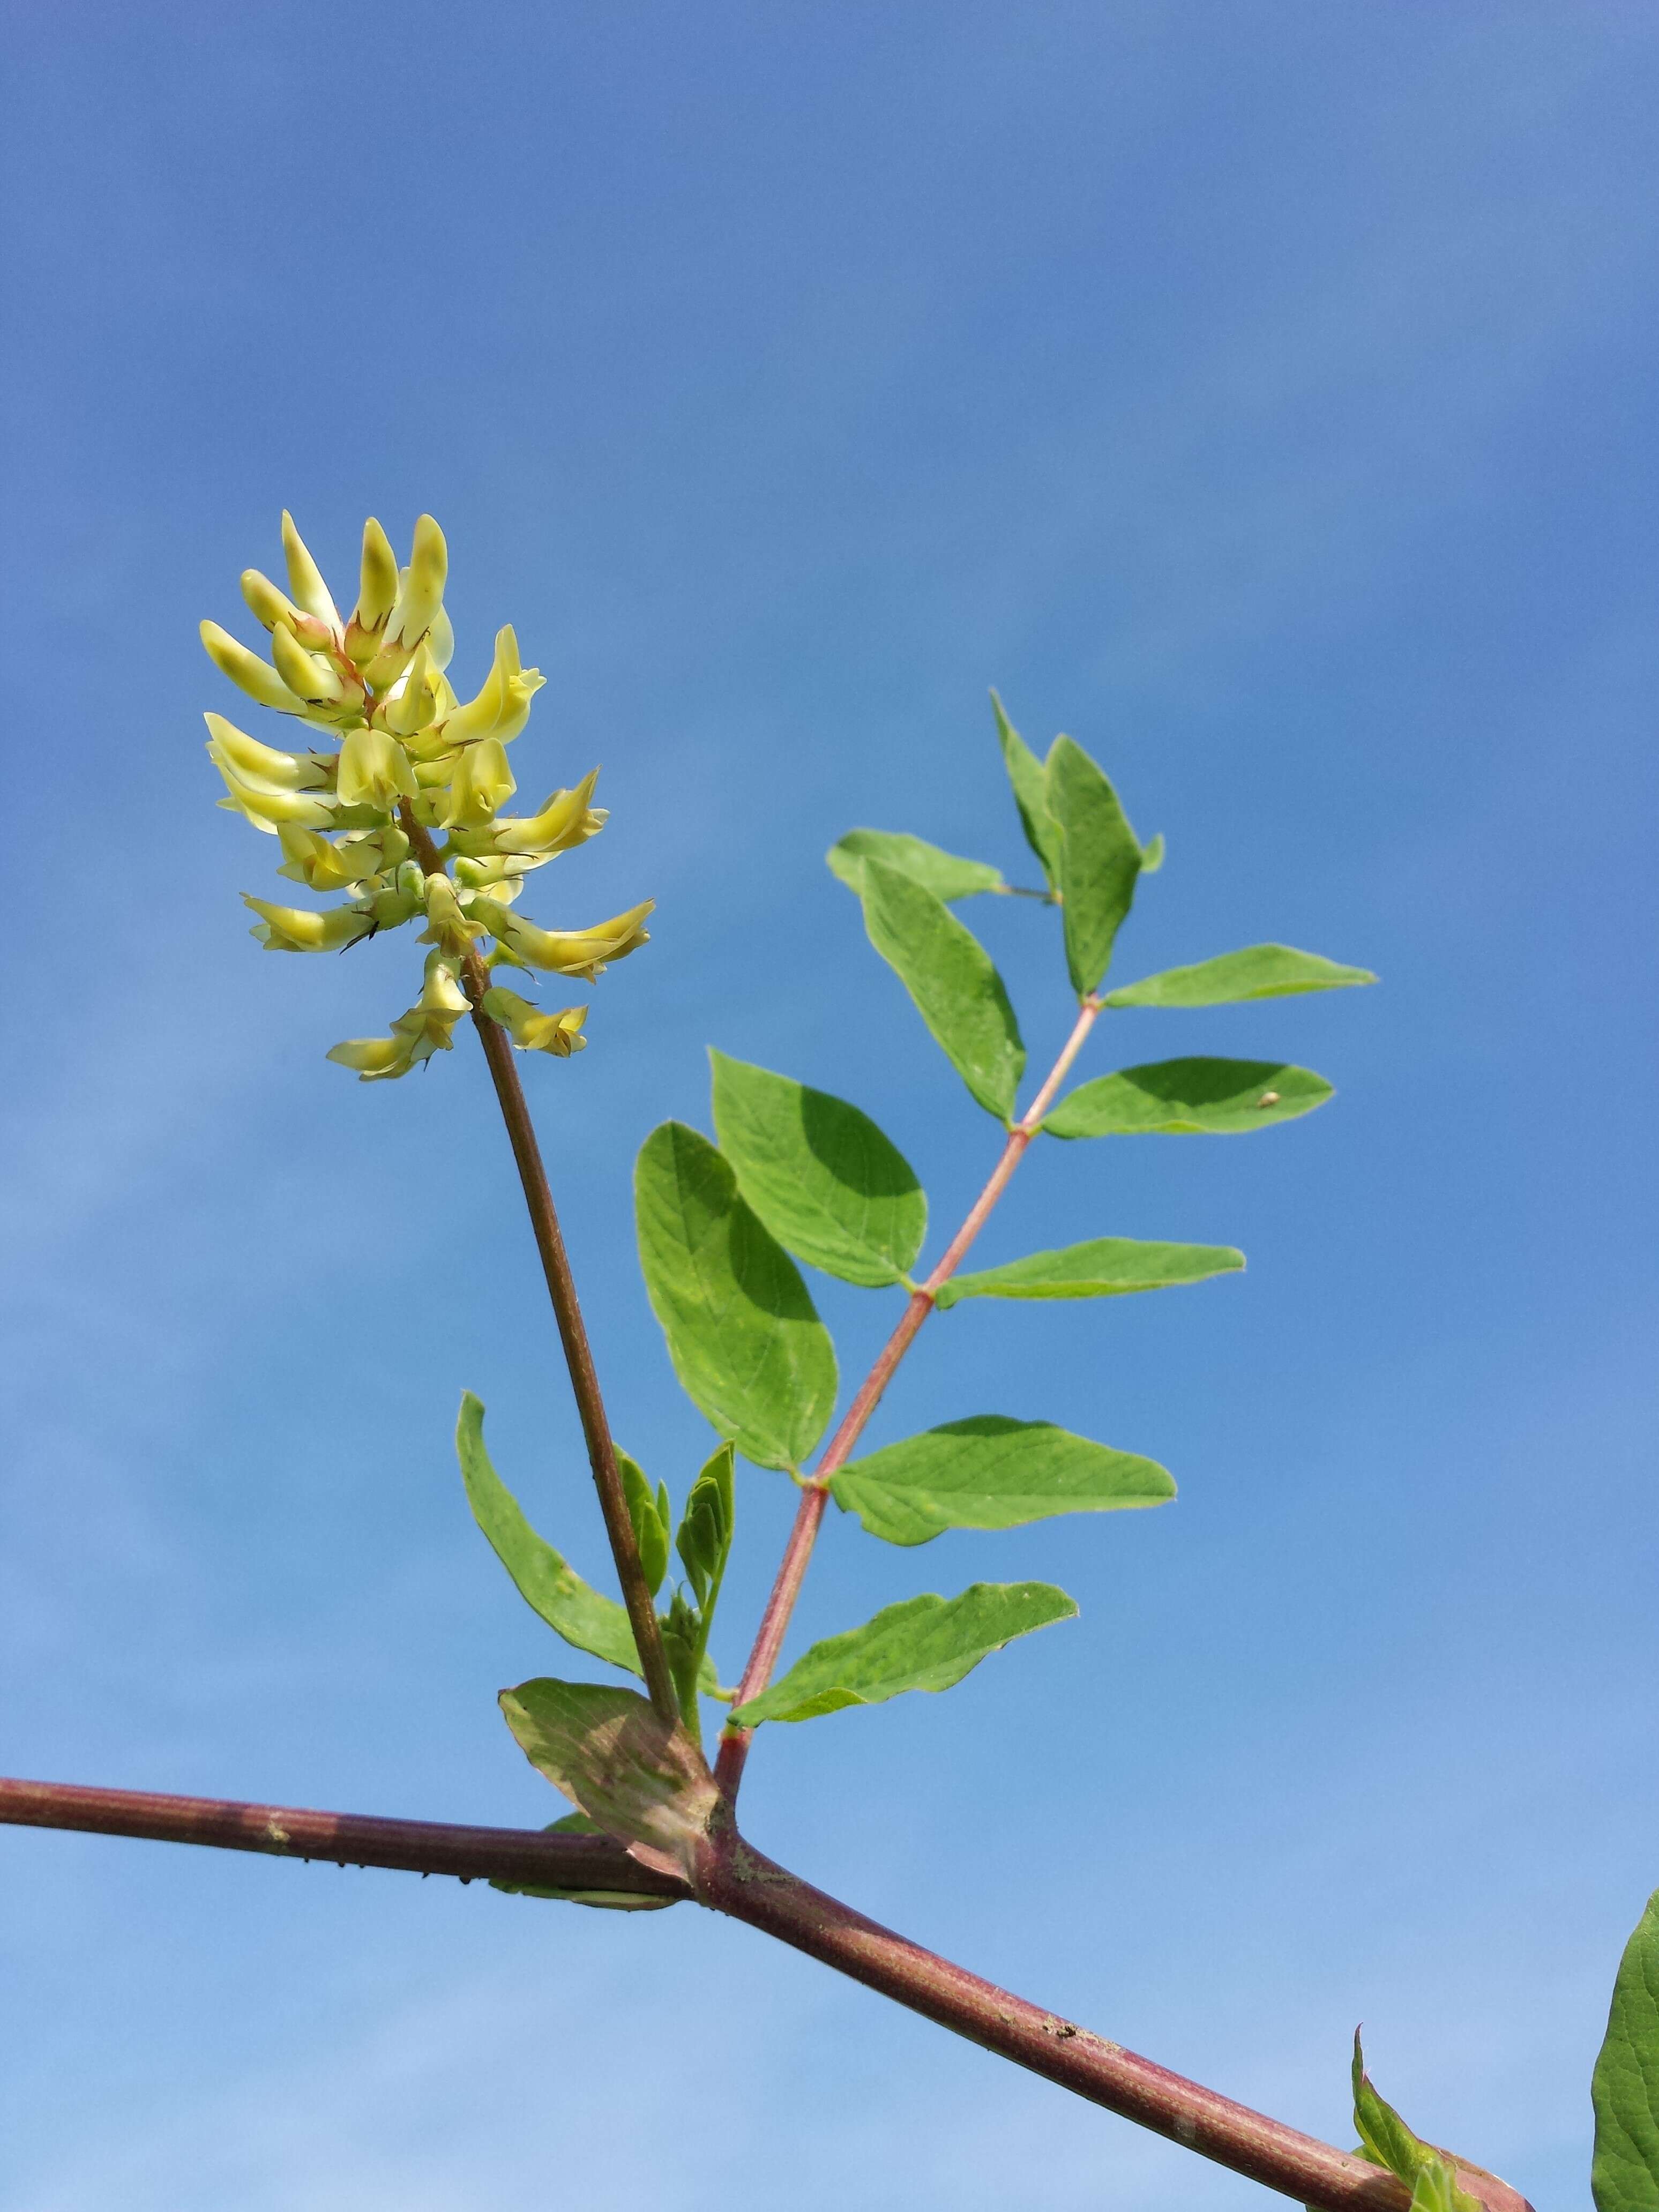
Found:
[831,1415,1173,1545]
[731,1580,1076,1725]
[1044,1057,1334,1138]
[856,857,1025,1120]
[709,1049,926,1287]
[1593,1890,1659,2212]
[1104,944,1377,1008]
[936,1236,1244,1308]
[634,1122,839,1470]
[827,828,1006,903]
[991,690,1063,890]
[1044,734,1145,997]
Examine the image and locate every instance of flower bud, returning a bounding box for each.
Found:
[281,511,341,633]
[481,987,587,1058]
[214,764,340,834]
[200,620,309,716]
[387,514,447,650]
[241,569,322,644]
[243,895,374,952]
[270,622,361,715]
[355,518,399,630]
[337,724,419,811]
[204,712,331,793]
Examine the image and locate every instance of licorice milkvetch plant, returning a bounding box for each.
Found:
[24,511,1659,2212]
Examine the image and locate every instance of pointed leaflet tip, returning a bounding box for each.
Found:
[1044,735,1145,998]
[831,1417,1172,1546]
[855,857,1025,1120]
[990,690,1063,891]
[826,829,1005,903]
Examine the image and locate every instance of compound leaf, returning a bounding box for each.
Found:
[1104,944,1376,1008]
[1044,1057,1334,1138]
[935,1235,1243,1308]
[457,1392,641,1678]
[635,1122,838,1471]
[857,858,1025,1120]
[709,1049,925,1288]
[731,1581,1076,1725]
[991,690,1062,890]
[1594,1890,1659,2212]
[831,1415,1172,1545]
[827,828,1005,903]
[1044,735,1145,996]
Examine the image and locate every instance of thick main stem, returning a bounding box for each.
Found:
[714,998,1103,1796]
[0,1777,1531,2212]
[399,808,678,1723]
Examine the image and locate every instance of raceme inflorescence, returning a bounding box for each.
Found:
[201,513,652,1079]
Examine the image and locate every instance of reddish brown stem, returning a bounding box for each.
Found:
[0,1777,1531,2212]
[714,997,1104,1796]
[0,1775,683,1896]
[399,808,678,1724]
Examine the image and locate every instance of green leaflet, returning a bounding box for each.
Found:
[457,1393,640,1678]
[499,1677,719,1884]
[1104,943,1377,1008]
[635,1122,838,1471]
[457,1396,719,1693]
[1044,1057,1334,1138]
[935,1235,1244,1308]
[709,1049,926,1288]
[831,1415,1173,1545]
[827,828,1006,903]
[857,857,1025,1120]
[490,1812,677,1912]
[1593,1890,1659,2212]
[991,690,1063,890]
[1351,2034,1483,2212]
[1044,735,1146,997]
[731,1581,1076,1725]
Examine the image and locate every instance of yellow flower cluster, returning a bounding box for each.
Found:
[202,513,653,1080]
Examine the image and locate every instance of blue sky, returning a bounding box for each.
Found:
[2,4,1655,2207]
